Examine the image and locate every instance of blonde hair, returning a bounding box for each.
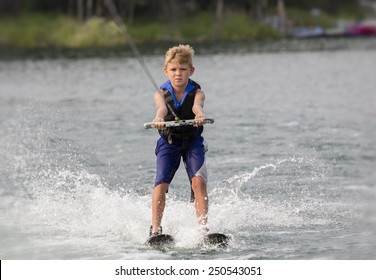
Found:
[164,44,195,67]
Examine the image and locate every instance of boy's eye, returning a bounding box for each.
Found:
[169,67,188,72]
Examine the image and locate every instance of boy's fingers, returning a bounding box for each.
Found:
[153,118,165,128]
[194,116,206,126]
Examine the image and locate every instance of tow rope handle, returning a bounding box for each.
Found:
[144,118,214,129]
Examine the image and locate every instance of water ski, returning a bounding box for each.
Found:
[145,234,175,247]
[203,233,230,248]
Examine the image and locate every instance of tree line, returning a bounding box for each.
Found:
[0,0,363,23]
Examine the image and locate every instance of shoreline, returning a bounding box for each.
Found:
[1,37,376,61]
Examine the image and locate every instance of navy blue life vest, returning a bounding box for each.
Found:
[159,79,203,142]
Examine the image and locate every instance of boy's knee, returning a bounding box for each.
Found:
[192,177,207,192]
[154,183,169,194]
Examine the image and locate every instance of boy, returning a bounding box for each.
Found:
[150,44,209,236]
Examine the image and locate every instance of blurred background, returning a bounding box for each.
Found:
[0,0,376,51]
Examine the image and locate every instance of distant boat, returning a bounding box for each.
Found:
[346,24,376,36]
[287,26,325,38]
[287,22,376,39]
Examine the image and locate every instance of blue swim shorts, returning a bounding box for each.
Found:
[154,136,208,187]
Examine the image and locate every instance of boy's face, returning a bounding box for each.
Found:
[164,60,195,89]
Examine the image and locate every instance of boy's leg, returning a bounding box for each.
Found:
[152,137,181,235]
[152,183,169,234]
[191,176,208,227]
[184,137,208,228]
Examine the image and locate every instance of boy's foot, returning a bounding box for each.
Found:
[149,225,162,237]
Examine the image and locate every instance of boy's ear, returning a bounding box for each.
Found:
[190,66,195,76]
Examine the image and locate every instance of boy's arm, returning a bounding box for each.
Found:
[153,90,168,128]
[193,89,206,126]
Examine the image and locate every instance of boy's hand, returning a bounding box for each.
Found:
[194,114,206,127]
[153,117,165,129]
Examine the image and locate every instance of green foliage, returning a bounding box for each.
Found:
[286,8,335,28]
[128,23,166,42]
[220,11,281,40]
[0,14,127,48]
[180,13,215,40]
[0,4,364,49]
[55,17,126,48]
[0,13,55,48]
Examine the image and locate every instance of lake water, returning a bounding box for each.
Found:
[0,39,375,259]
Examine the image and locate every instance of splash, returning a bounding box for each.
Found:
[209,157,305,202]
[0,104,358,258]
[0,104,152,246]
[205,156,353,238]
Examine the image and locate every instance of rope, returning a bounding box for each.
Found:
[104,0,159,91]
[104,0,180,121]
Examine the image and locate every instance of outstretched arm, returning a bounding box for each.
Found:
[193,89,206,126]
[153,90,168,129]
